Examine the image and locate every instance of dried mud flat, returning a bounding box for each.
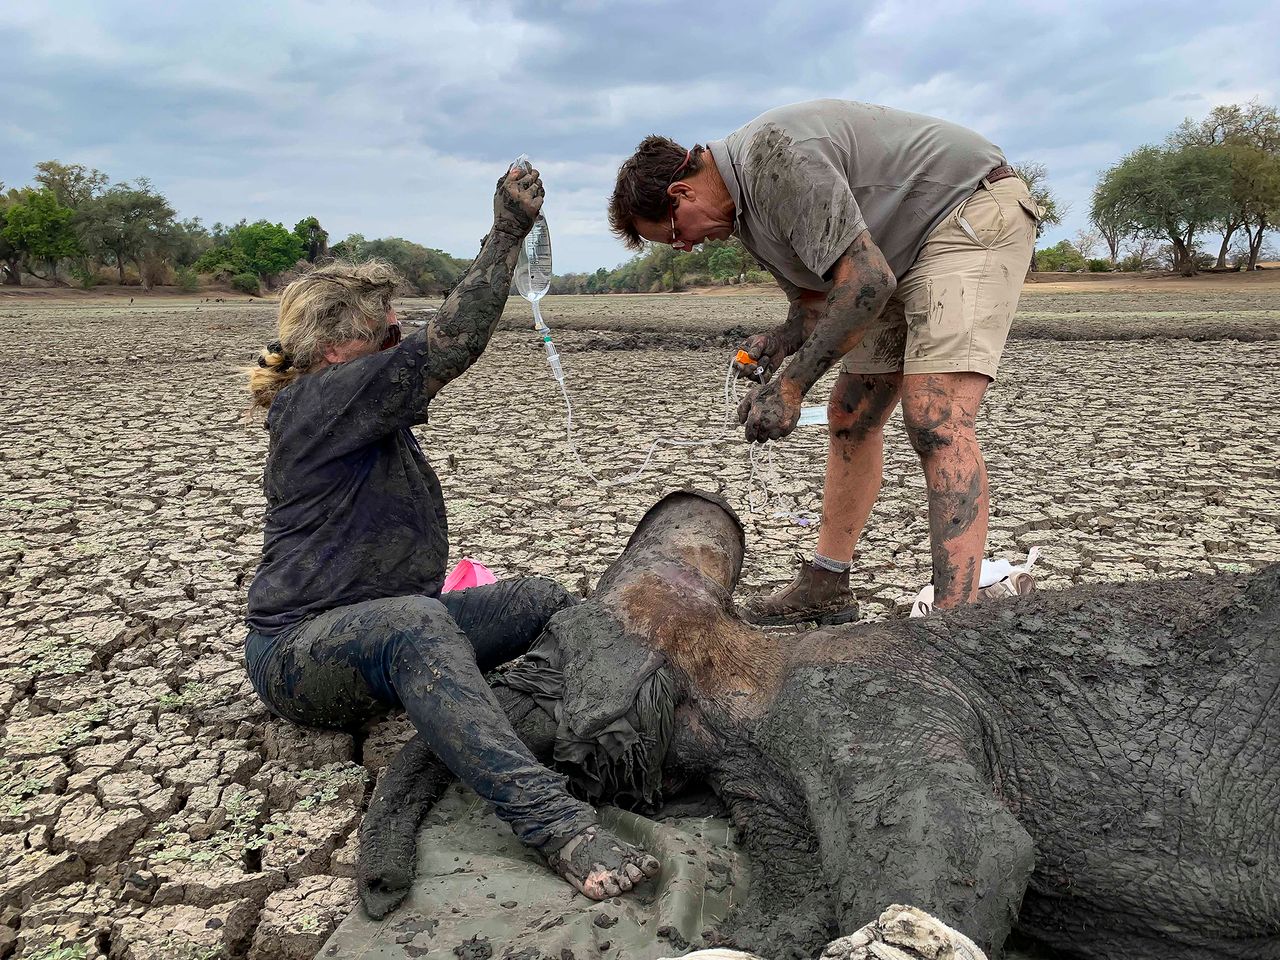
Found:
[2,289,1279,959]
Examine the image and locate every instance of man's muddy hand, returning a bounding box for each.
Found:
[493,164,545,238]
[738,377,802,443]
[733,332,787,382]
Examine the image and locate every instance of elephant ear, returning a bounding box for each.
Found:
[503,601,675,810]
[557,604,667,735]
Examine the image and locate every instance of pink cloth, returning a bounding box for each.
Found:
[441,558,497,593]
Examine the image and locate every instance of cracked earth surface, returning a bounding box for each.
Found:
[1,288,1278,959]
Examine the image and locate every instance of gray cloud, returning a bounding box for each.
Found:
[2,0,1276,273]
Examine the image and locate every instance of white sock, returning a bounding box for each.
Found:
[812,553,850,573]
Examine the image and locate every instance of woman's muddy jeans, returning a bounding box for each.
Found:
[244,577,595,850]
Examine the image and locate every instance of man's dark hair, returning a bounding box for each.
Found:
[608,136,707,250]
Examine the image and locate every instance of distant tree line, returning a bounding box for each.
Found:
[1081,100,1278,275]
[551,237,772,294]
[0,161,470,294]
[6,103,1274,296]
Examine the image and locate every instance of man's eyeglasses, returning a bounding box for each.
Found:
[667,149,693,248]
[380,322,402,351]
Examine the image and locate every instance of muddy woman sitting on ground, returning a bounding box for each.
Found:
[240,164,660,900]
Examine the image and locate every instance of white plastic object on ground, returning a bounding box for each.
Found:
[910,547,1040,618]
[819,904,988,960]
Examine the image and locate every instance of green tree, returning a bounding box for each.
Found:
[0,189,82,282]
[33,160,108,208]
[329,233,366,261]
[0,185,24,285]
[708,245,744,282]
[584,266,610,294]
[348,237,469,295]
[160,217,213,267]
[1230,146,1280,270]
[1089,176,1135,266]
[293,216,329,263]
[1101,144,1234,275]
[79,180,177,284]
[1172,101,1280,268]
[1034,240,1087,272]
[196,220,304,284]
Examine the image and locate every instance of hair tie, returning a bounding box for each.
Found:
[258,342,293,371]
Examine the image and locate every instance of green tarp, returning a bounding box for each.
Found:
[322,785,748,960]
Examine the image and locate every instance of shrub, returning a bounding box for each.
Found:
[1086,258,1113,272]
[70,265,97,289]
[1035,240,1087,272]
[176,266,199,292]
[744,270,771,284]
[231,272,260,296]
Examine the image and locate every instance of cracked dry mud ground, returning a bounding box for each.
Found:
[2,290,1279,960]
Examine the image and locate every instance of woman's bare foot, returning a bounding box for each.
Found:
[543,824,662,899]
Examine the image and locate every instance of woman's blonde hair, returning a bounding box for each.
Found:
[247,259,402,410]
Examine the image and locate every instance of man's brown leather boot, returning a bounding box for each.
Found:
[743,554,859,626]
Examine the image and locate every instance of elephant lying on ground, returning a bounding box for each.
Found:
[359,491,1279,960]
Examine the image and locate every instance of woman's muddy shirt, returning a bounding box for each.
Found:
[708,99,1006,288]
[246,330,448,635]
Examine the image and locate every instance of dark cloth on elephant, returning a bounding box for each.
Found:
[495,600,676,811]
[244,577,597,848]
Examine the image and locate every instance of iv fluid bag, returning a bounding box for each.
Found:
[511,154,552,302]
[515,215,552,302]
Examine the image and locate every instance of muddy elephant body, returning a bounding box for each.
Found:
[363,492,1279,960]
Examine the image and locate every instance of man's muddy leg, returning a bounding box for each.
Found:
[814,371,903,564]
[900,372,990,608]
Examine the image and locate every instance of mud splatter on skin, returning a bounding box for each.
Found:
[925,468,983,600]
[829,373,901,448]
[755,272,828,370]
[425,170,543,395]
[741,235,895,443]
[786,234,896,397]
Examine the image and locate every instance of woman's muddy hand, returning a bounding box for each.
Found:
[493,164,545,237]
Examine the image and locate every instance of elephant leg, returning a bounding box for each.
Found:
[709,758,839,959]
[357,685,558,918]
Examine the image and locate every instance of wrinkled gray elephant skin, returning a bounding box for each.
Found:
[362,490,1279,960]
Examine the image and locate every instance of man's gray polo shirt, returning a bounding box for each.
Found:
[707,99,1006,290]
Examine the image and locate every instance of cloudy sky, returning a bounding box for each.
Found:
[4,0,1277,273]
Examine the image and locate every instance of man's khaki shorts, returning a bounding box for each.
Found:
[840,176,1040,381]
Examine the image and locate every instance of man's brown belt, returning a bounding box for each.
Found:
[985,164,1016,184]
